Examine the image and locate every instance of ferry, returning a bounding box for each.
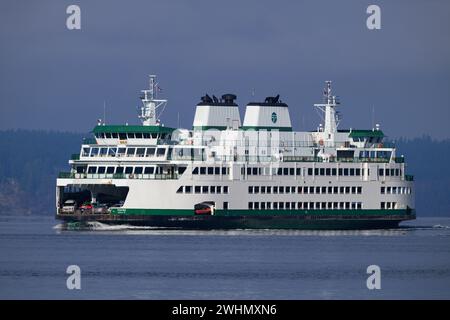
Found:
[56,75,415,229]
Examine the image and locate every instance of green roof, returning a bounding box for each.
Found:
[92,125,175,134]
[349,130,384,138]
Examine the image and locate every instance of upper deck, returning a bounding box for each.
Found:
[59,77,413,183]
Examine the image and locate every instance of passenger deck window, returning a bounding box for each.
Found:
[127,148,136,156]
[116,167,124,174]
[156,148,166,157]
[125,167,133,174]
[82,147,90,157]
[144,167,154,174]
[108,148,117,157]
[90,148,99,157]
[117,148,126,156]
[119,133,127,140]
[136,148,145,157]
[146,148,155,157]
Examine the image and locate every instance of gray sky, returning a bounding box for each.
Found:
[1,0,449,139]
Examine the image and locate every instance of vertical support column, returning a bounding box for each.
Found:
[91,191,97,204]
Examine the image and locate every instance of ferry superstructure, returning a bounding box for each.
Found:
[56,76,415,229]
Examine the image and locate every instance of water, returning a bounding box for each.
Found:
[0,215,450,299]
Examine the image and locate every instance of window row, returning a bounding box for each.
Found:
[381,202,397,209]
[379,168,402,177]
[248,185,362,195]
[359,150,391,159]
[82,166,186,175]
[241,167,366,177]
[82,147,167,158]
[381,186,412,195]
[248,201,363,210]
[94,132,170,140]
[189,166,403,178]
[176,185,229,194]
[192,167,230,175]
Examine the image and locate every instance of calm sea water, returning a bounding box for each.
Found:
[0,215,449,299]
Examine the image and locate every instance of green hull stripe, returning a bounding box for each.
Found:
[241,126,293,131]
[192,126,293,132]
[193,126,228,131]
[93,125,175,134]
[111,208,414,217]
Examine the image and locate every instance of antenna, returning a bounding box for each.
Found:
[313,81,341,136]
[103,100,106,125]
[371,106,375,130]
[139,75,168,126]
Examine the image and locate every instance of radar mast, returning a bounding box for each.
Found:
[314,81,341,135]
[139,75,167,126]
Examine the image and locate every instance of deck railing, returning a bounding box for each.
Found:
[283,156,390,163]
[58,172,178,180]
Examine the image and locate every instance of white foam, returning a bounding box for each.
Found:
[432,224,450,229]
[52,223,65,230]
[86,221,162,231]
